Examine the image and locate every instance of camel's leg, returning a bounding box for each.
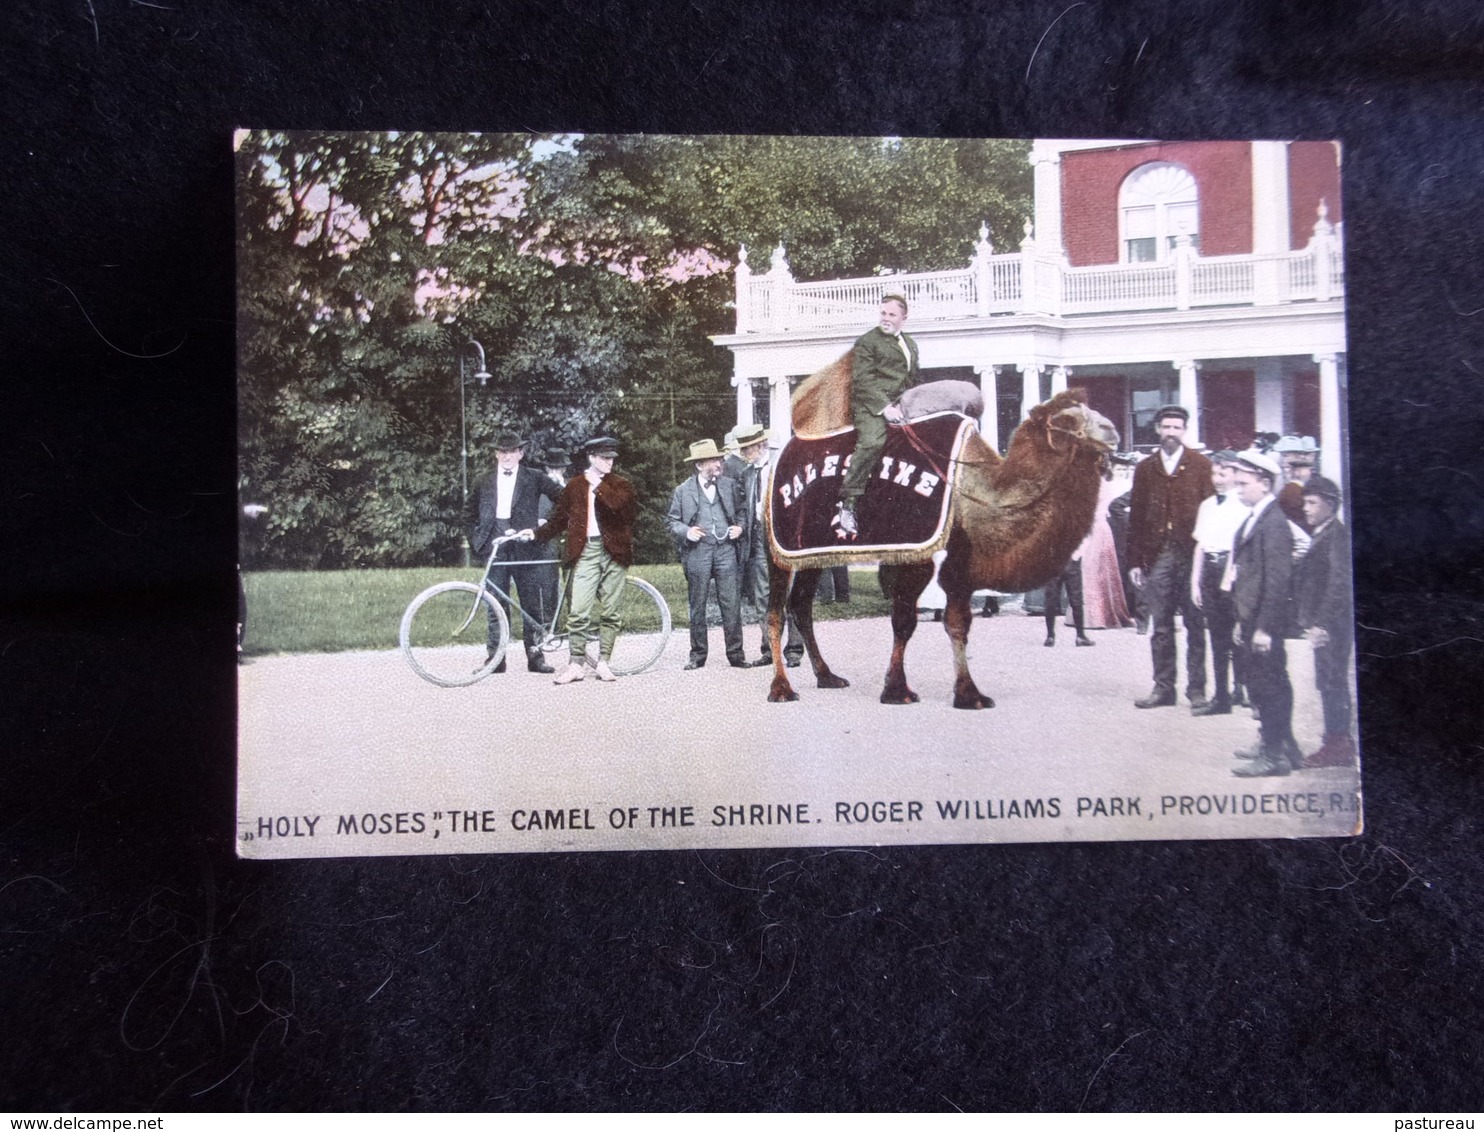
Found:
[881,560,934,704]
[790,568,849,689]
[944,585,995,710]
[766,562,801,702]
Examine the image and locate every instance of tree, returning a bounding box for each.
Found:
[237,131,1032,568]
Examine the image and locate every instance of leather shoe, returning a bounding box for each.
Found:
[1191,700,1232,716]
[492,658,507,674]
[728,658,751,668]
[1187,693,1209,710]
[684,659,705,670]
[1232,748,1291,777]
[552,662,585,685]
[527,652,555,674]
[1233,743,1263,760]
[1044,635,1056,647]
[747,656,771,667]
[1134,691,1176,709]
[593,659,617,682]
[1075,635,1095,647]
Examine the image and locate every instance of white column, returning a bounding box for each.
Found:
[733,244,752,332]
[1051,365,1070,396]
[974,363,1000,451]
[1018,361,1042,420]
[1251,141,1292,252]
[1315,352,1343,482]
[1029,142,1064,256]
[734,375,754,428]
[1253,358,1285,436]
[768,373,793,444]
[1173,359,1201,447]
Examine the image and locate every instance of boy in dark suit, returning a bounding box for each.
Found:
[1227,449,1301,777]
[1295,475,1356,768]
[466,431,564,673]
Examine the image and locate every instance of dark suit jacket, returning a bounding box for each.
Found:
[466,465,563,561]
[666,474,745,562]
[1127,446,1214,571]
[1232,498,1295,639]
[1295,518,1352,636]
[850,326,920,418]
[530,473,639,568]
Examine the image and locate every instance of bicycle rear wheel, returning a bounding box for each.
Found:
[400,582,509,687]
[606,576,673,676]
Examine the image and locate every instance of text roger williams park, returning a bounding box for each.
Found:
[240,790,1360,844]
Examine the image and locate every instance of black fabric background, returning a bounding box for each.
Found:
[3,0,1482,1112]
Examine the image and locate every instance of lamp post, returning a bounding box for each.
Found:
[459,339,492,565]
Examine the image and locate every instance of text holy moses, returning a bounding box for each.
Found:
[241,789,1360,846]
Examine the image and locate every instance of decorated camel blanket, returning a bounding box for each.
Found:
[767,411,977,568]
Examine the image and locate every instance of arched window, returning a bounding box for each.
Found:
[1119,163,1199,263]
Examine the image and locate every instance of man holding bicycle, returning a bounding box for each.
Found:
[523,435,639,684]
[466,431,564,673]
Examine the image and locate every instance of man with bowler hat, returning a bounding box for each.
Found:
[1127,404,1213,709]
[667,438,750,670]
[466,431,563,673]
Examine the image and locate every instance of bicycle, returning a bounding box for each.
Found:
[399,535,673,687]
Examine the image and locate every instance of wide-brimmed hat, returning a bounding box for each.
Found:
[688,438,723,462]
[1234,448,1282,481]
[583,435,620,455]
[733,423,768,448]
[493,430,525,451]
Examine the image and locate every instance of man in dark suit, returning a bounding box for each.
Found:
[465,431,563,673]
[1127,405,1213,709]
[728,423,802,667]
[667,438,750,670]
[1227,449,1301,777]
[1295,474,1356,768]
[838,293,920,536]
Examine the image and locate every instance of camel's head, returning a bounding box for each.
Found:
[1031,389,1120,456]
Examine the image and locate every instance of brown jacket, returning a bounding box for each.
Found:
[1127,447,1214,570]
[531,472,639,568]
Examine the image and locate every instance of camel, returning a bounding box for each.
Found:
[764,353,1120,708]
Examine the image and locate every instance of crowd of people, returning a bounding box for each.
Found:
[1054,405,1355,778]
[463,296,1354,783]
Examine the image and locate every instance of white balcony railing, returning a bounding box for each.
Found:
[731,215,1343,334]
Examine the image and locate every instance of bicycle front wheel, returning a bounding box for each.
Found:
[400,582,510,687]
[606,576,673,676]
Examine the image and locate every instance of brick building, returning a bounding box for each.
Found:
[711,138,1346,483]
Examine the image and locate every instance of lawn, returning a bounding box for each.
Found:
[241,563,892,657]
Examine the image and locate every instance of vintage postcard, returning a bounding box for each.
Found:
[236,132,1360,859]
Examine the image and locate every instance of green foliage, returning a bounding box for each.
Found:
[236,130,1031,568]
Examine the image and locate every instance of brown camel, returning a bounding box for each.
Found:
[765,354,1119,707]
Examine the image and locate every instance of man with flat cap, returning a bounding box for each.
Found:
[524,435,638,684]
[1295,474,1356,768]
[466,431,564,673]
[728,423,803,668]
[1127,404,1213,709]
[668,438,750,670]
[1227,448,1301,777]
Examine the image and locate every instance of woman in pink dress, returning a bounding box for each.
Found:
[1070,470,1134,630]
